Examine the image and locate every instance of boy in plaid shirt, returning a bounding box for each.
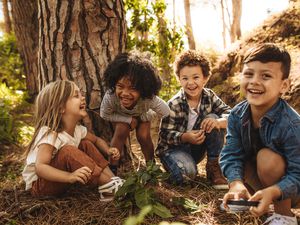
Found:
[156,50,230,189]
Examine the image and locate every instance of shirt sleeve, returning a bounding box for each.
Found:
[210,91,231,118]
[158,103,184,146]
[100,91,132,124]
[140,96,170,122]
[275,123,300,200]
[78,125,87,140]
[219,112,245,183]
[35,127,61,151]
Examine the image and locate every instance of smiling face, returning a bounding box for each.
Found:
[178,65,208,101]
[63,85,87,122]
[115,76,140,109]
[240,61,289,113]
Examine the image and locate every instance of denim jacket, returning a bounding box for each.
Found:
[220,99,300,200]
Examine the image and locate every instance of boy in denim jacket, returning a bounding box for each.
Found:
[220,43,300,225]
[156,50,230,189]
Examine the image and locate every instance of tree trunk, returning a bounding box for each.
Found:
[11,0,39,97]
[184,0,195,49]
[230,0,242,43]
[38,0,126,138]
[2,0,12,33]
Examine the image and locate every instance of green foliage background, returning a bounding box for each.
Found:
[125,0,184,101]
[0,34,30,144]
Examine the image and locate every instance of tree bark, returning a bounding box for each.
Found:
[11,0,39,97]
[2,0,12,33]
[38,0,126,138]
[230,0,242,43]
[184,0,195,49]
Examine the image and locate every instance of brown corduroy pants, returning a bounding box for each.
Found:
[31,139,109,197]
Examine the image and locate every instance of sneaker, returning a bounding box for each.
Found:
[206,159,228,189]
[263,213,297,225]
[98,176,124,202]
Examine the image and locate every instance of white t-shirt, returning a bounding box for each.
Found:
[22,125,87,190]
[187,102,201,131]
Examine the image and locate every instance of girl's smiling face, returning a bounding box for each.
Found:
[63,85,87,121]
[115,76,140,109]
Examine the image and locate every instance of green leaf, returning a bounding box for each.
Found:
[171,197,203,214]
[134,188,153,208]
[115,177,137,197]
[152,202,173,218]
[140,172,151,183]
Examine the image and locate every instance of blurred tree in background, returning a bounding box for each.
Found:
[125,0,184,100]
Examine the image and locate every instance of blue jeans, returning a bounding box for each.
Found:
[160,115,225,184]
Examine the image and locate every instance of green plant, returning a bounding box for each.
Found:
[0,33,25,90]
[171,197,206,214]
[116,161,172,219]
[0,83,29,144]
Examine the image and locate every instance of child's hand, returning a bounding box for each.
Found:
[249,186,281,217]
[182,130,206,145]
[222,180,251,210]
[69,166,92,184]
[108,147,120,160]
[201,118,220,133]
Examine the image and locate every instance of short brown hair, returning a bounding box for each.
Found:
[174,50,211,78]
[243,43,291,79]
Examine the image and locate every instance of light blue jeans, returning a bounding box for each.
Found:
[160,114,225,184]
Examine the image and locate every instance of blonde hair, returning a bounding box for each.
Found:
[25,80,76,156]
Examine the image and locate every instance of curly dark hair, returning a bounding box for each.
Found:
[104,51,162,99]
[174,50,211,78]
[243,43,291,79]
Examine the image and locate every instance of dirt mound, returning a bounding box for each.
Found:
[208,1,300,112]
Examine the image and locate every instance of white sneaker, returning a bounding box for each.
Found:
[263,213,298,225]
[98,176,124,202]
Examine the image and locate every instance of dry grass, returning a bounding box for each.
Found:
[0,119,299,225]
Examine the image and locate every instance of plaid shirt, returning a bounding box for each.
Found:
[156,88,231,156]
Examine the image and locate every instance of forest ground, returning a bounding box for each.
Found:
[1,6,300,223]
[1,110,300,225]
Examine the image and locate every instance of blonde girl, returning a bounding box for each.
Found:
[22,80,123,201]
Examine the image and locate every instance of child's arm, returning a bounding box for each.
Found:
[210,90,231,117]
[35,144,92,184]
[220,111,253,210]
[140,96,170,121]
[85,132,120,160]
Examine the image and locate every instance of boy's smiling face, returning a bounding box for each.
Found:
[178,65,208,100]
[240,61,289,112]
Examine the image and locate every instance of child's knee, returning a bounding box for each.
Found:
[162,156,197,184]
[205,113,219,119]
[257,148,286,179]
[60,145,78,156]
[79,139,94,149]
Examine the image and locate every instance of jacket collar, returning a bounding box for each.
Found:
[240,98,283,124]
